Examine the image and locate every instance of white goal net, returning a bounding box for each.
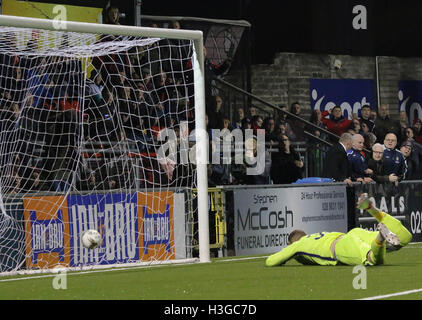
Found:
[0,16,209,274]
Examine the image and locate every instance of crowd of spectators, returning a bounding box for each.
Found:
[0,14,203,194]
[207,95,422,186]
[318,104,422,185]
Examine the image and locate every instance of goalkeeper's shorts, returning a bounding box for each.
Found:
[334,228,378,266]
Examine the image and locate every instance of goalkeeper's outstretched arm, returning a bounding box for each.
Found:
[265,242,299,267]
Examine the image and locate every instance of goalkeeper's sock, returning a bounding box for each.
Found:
[366,204,386,222]
[367,206,413,247]
[369,237,386,265]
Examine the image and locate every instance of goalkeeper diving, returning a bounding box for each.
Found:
[266,193,412,267]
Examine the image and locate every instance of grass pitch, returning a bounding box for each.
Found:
[1,244,421,301]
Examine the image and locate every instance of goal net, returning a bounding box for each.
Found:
[0,16,209,275]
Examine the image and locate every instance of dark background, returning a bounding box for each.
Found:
[27,0,422,64]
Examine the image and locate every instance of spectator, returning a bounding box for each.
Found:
[359,105,375,132]
[370,109,377,122]
[347,134,373,183]
[276,119,296,142]
[251,115,263,134]
[241,117,252,132]
[248,106,257,118]
[306,109,327,140]
[270,135,304,184]
[103,5,121,25]
[349,118,362,135]
[321,106,352,141]
[242,135,271,185]
[168,20,192,74]
[60,89,80,116]
[121,88,148,151]
[286,102,306,141]
[278,104,296,141]
[203,46,232,100]
[76,169,98,191]
[322,132,353,185]
[96,88,120,141]
[140,67,153,91]
[382,133,407,181]
[24,57,55,108]
[51,148,73,192]
[207,95,226,130]
[412,118,422,144]
[28,170,50,192]
[399,111,410,134]
[363,132,377,159]
[399,141,416,180]
[367,143,398,184]
[373,104,402,143]
[360,121,371,135]
[221,117,232,131]
[263,116,278,144]
[86,70,104,104]
[232,107,245,129]
[403,126,422,169]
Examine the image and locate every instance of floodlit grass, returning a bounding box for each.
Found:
[1,244,422,300]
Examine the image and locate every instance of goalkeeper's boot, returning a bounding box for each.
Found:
[378,223,400,246]
[357,193,372,210]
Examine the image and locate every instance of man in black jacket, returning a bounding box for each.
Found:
[367,143,398,184]
[322,133,353,185]
[373,104,402,143]
[360,104,375,132]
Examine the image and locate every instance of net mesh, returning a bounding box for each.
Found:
[0,25,199,273]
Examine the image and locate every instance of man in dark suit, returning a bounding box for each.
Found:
[322,133,353,185]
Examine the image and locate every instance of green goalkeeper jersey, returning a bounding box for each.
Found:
[266,232,345,266]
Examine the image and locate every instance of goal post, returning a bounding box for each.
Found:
[0,14,210,274]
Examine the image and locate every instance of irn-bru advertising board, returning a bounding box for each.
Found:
[23,192,176,269]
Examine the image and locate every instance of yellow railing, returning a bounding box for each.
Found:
[192,188,226,250]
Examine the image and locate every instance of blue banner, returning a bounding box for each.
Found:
[398,80,422,125]
[310,79,377,119]
[23,191,176,269]
[67,193,139,267]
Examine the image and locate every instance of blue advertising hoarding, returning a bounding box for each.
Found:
[398,80,422,125]
[23,191,175,269]
[310,79,377,119]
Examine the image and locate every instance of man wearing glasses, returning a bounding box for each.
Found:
[367,143,399,184]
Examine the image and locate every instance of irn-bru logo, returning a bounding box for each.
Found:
[138,192,175,261]
[68,193,139,266]
[23,196,70,269]
[29,209,65,264]
[142,204,171,254]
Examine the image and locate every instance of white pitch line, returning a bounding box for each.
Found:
[358,288,422,300]
[215,256,268,263]
[0,261,198,283]
[0,256,267,283]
